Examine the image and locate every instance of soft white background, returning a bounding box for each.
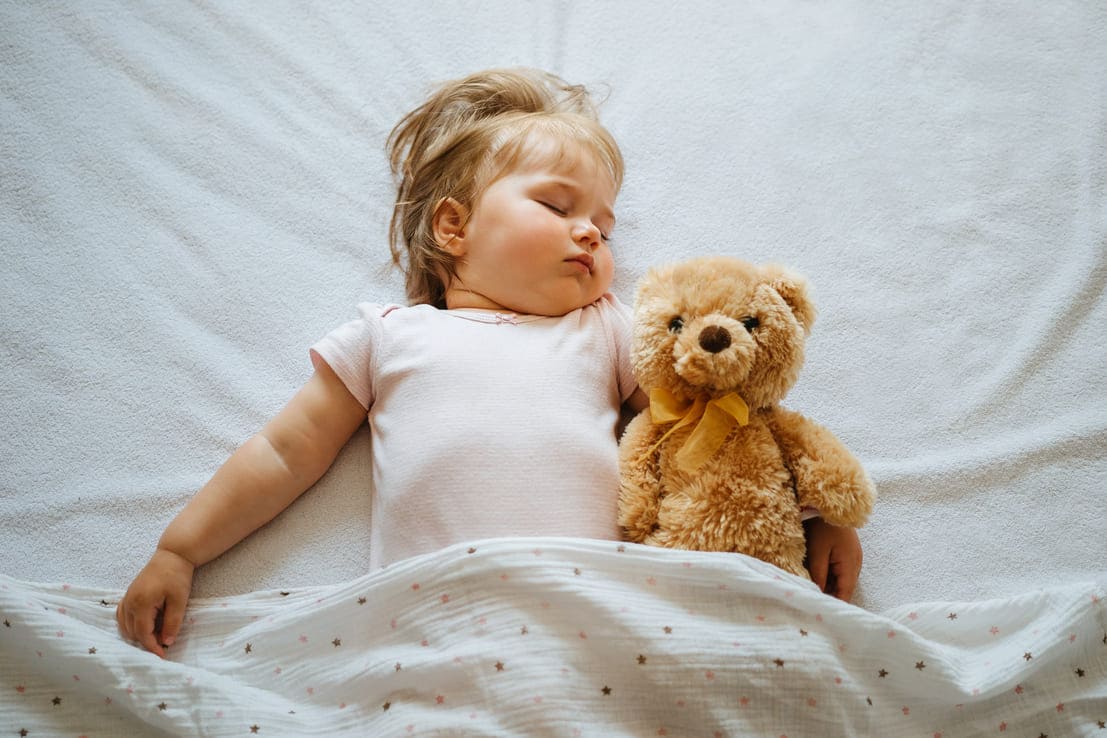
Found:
[2,1,1104,613]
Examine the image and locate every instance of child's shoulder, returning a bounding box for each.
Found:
[348,301,450,325]
[589,292,632,323]
[351,302,406,320]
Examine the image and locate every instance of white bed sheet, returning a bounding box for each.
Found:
[2,0,1105,640]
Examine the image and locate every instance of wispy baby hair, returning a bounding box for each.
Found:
[387,68,624,308]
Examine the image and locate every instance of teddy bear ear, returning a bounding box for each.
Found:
[762,265,816,334]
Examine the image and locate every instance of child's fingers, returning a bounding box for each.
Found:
[158,593,186,649]
[829,544,862,602]
[806,548,830,593]
[120,593,167,658]
[135,603,167,658]
[831,560,858,602]
[115,601,126,634]
[802,518,834,593]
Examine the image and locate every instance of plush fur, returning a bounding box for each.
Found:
[618,256,875,579]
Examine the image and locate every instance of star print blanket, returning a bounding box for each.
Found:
[3,539,1105,737]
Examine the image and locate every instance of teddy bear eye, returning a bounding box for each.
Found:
[668,316,684,333]
[741,316,760,332]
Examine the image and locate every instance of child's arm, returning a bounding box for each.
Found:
[626,387,649,413]
[116,360,366,657]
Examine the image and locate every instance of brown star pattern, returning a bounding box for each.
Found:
[5,546,1095,732]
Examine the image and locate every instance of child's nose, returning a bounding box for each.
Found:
[573,222,601,249]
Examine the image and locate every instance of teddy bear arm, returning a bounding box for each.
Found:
[617,411,666,542]
[766,408,876,527]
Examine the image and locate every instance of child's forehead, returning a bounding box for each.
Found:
[500,130,617,189]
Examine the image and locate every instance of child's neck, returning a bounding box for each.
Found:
[444,287,518,313]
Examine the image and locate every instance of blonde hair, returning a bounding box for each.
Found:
[387,68,624,308]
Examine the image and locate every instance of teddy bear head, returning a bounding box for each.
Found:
[631,256,817,410]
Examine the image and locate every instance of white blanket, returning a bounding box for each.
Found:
[4,538,1105,737]
[2,1,1106,731]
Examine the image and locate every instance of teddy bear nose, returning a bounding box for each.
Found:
[698,325,732,353]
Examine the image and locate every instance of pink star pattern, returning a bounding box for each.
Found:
[0,543,1102,735]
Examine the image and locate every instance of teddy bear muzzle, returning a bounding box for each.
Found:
[673,314,755,391]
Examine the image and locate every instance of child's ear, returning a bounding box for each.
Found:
[432,197,469,255]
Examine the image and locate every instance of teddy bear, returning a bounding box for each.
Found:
[618,256,875,580]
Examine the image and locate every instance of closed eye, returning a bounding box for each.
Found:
[541,200,611,242]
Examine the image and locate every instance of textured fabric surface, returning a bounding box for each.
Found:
[3,539,1106,736]
[2,2,1106,725]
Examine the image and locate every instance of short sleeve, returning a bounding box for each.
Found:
[598,293,639,403]
[309,303,392,410]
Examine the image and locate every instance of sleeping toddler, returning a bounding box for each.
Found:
[116,67,863,657]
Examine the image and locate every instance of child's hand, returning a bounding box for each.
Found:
[116,548,195,658]
[803,518,863,602]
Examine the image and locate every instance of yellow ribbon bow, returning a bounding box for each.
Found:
[647,387,750,473]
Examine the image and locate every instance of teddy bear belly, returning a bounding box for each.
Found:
[650,425,809,578]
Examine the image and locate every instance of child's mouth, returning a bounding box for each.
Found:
[566,253,594,273]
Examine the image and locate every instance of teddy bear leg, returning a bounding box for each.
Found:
[650,478,811,580]
[740,524,809,581]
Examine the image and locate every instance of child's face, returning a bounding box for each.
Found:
[441,138,617,316]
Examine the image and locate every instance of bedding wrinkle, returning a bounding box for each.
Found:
[867,409,1107,489]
